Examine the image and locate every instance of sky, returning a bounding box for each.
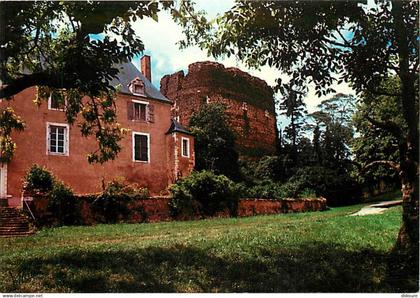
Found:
[130,0,356,126]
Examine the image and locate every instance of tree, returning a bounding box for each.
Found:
[0,1,172,163]
[352,77,407,190]
[189,104,240,180]
[279,88,307,166]
[174,1,418,252]
[309,93,356,170]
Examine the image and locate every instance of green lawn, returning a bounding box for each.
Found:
[0,197,417,293]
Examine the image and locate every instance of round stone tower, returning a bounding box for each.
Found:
[160,61,278,158]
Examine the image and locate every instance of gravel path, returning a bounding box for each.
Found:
[350,200,403,216]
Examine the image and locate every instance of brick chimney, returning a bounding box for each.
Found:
[141,55,151,82]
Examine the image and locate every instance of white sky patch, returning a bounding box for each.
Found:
[306,81,356,113]
[130,0,357,129]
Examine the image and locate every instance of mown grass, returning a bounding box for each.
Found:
[0,196,417,293]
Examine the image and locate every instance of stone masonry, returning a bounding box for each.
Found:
[160,61,278,158]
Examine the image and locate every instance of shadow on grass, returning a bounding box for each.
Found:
[2,243,418,293]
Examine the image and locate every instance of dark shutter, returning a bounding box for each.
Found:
[127,101,134,120]
[147,104,155,123]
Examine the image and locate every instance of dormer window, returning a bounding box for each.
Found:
[242,102,248,111]
[129,78,145,96]
[48,92,66,111]
[133,82,144,95]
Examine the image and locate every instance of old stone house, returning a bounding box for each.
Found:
[1,56,195,208]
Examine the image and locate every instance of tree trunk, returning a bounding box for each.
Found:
[396,160,419,252]
[391,1,419,253]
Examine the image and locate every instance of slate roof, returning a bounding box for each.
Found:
[111,61,170,103]
[166,119,192,135]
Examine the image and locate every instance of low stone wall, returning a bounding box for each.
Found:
[127,196,172,223]
[237,198,327,217]
[24,196,327,226]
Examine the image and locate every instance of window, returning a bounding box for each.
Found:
[133,132,149,162]
[48,93,66,111]
[133,83,144,95]
[134,102,147,121]
[47,122,69,156]
[181,137,190,158]
[130,78,145,96]
[128,100,154,122]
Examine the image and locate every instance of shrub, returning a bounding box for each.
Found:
[169,170,239,218]
[246,180,283,199]
[92,178,149,223]
[287,166,362,206]
[189,104,240,180]
[24,164,81,226]
[300,188,317,198]
[47,181,80,226]
[238,159,258,186]
[24,164,54,194]
[103,177,149,199]
[277,180,303,198]
[254,156,283,181]
[243,180,317,200]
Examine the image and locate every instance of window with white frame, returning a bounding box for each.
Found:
[134,101,147,121]
[47,123,69,155]
[133,132,149,162]
[133,82,144,95]
[128,100,155,123]
[130,78,145,96]
[181,137,190,158]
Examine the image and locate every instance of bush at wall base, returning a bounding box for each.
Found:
[169,170,239,219]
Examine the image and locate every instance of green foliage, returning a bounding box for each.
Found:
[280,88,308,165]
[103,177,149,199]
[48,181,80,226]
[245,180,316,200]
[175,1,420,249]
[92,178,149,224]
[169,170,239,218]
[0,1,173,163]
[288,166,362,206]
[24,166,151,226]
[24,164,81,225]
[174,1,417,100]
[278,180,304,199]
[300,188,317,199]
[351,77,406,187]
[24,164,54,194]
[308,93,356,170]
[189,104,240,180]
[0,107,25,163]
[254,156,283,182]
[236,145,273,159]
[245,180,283,199]
[0,202,408,292]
